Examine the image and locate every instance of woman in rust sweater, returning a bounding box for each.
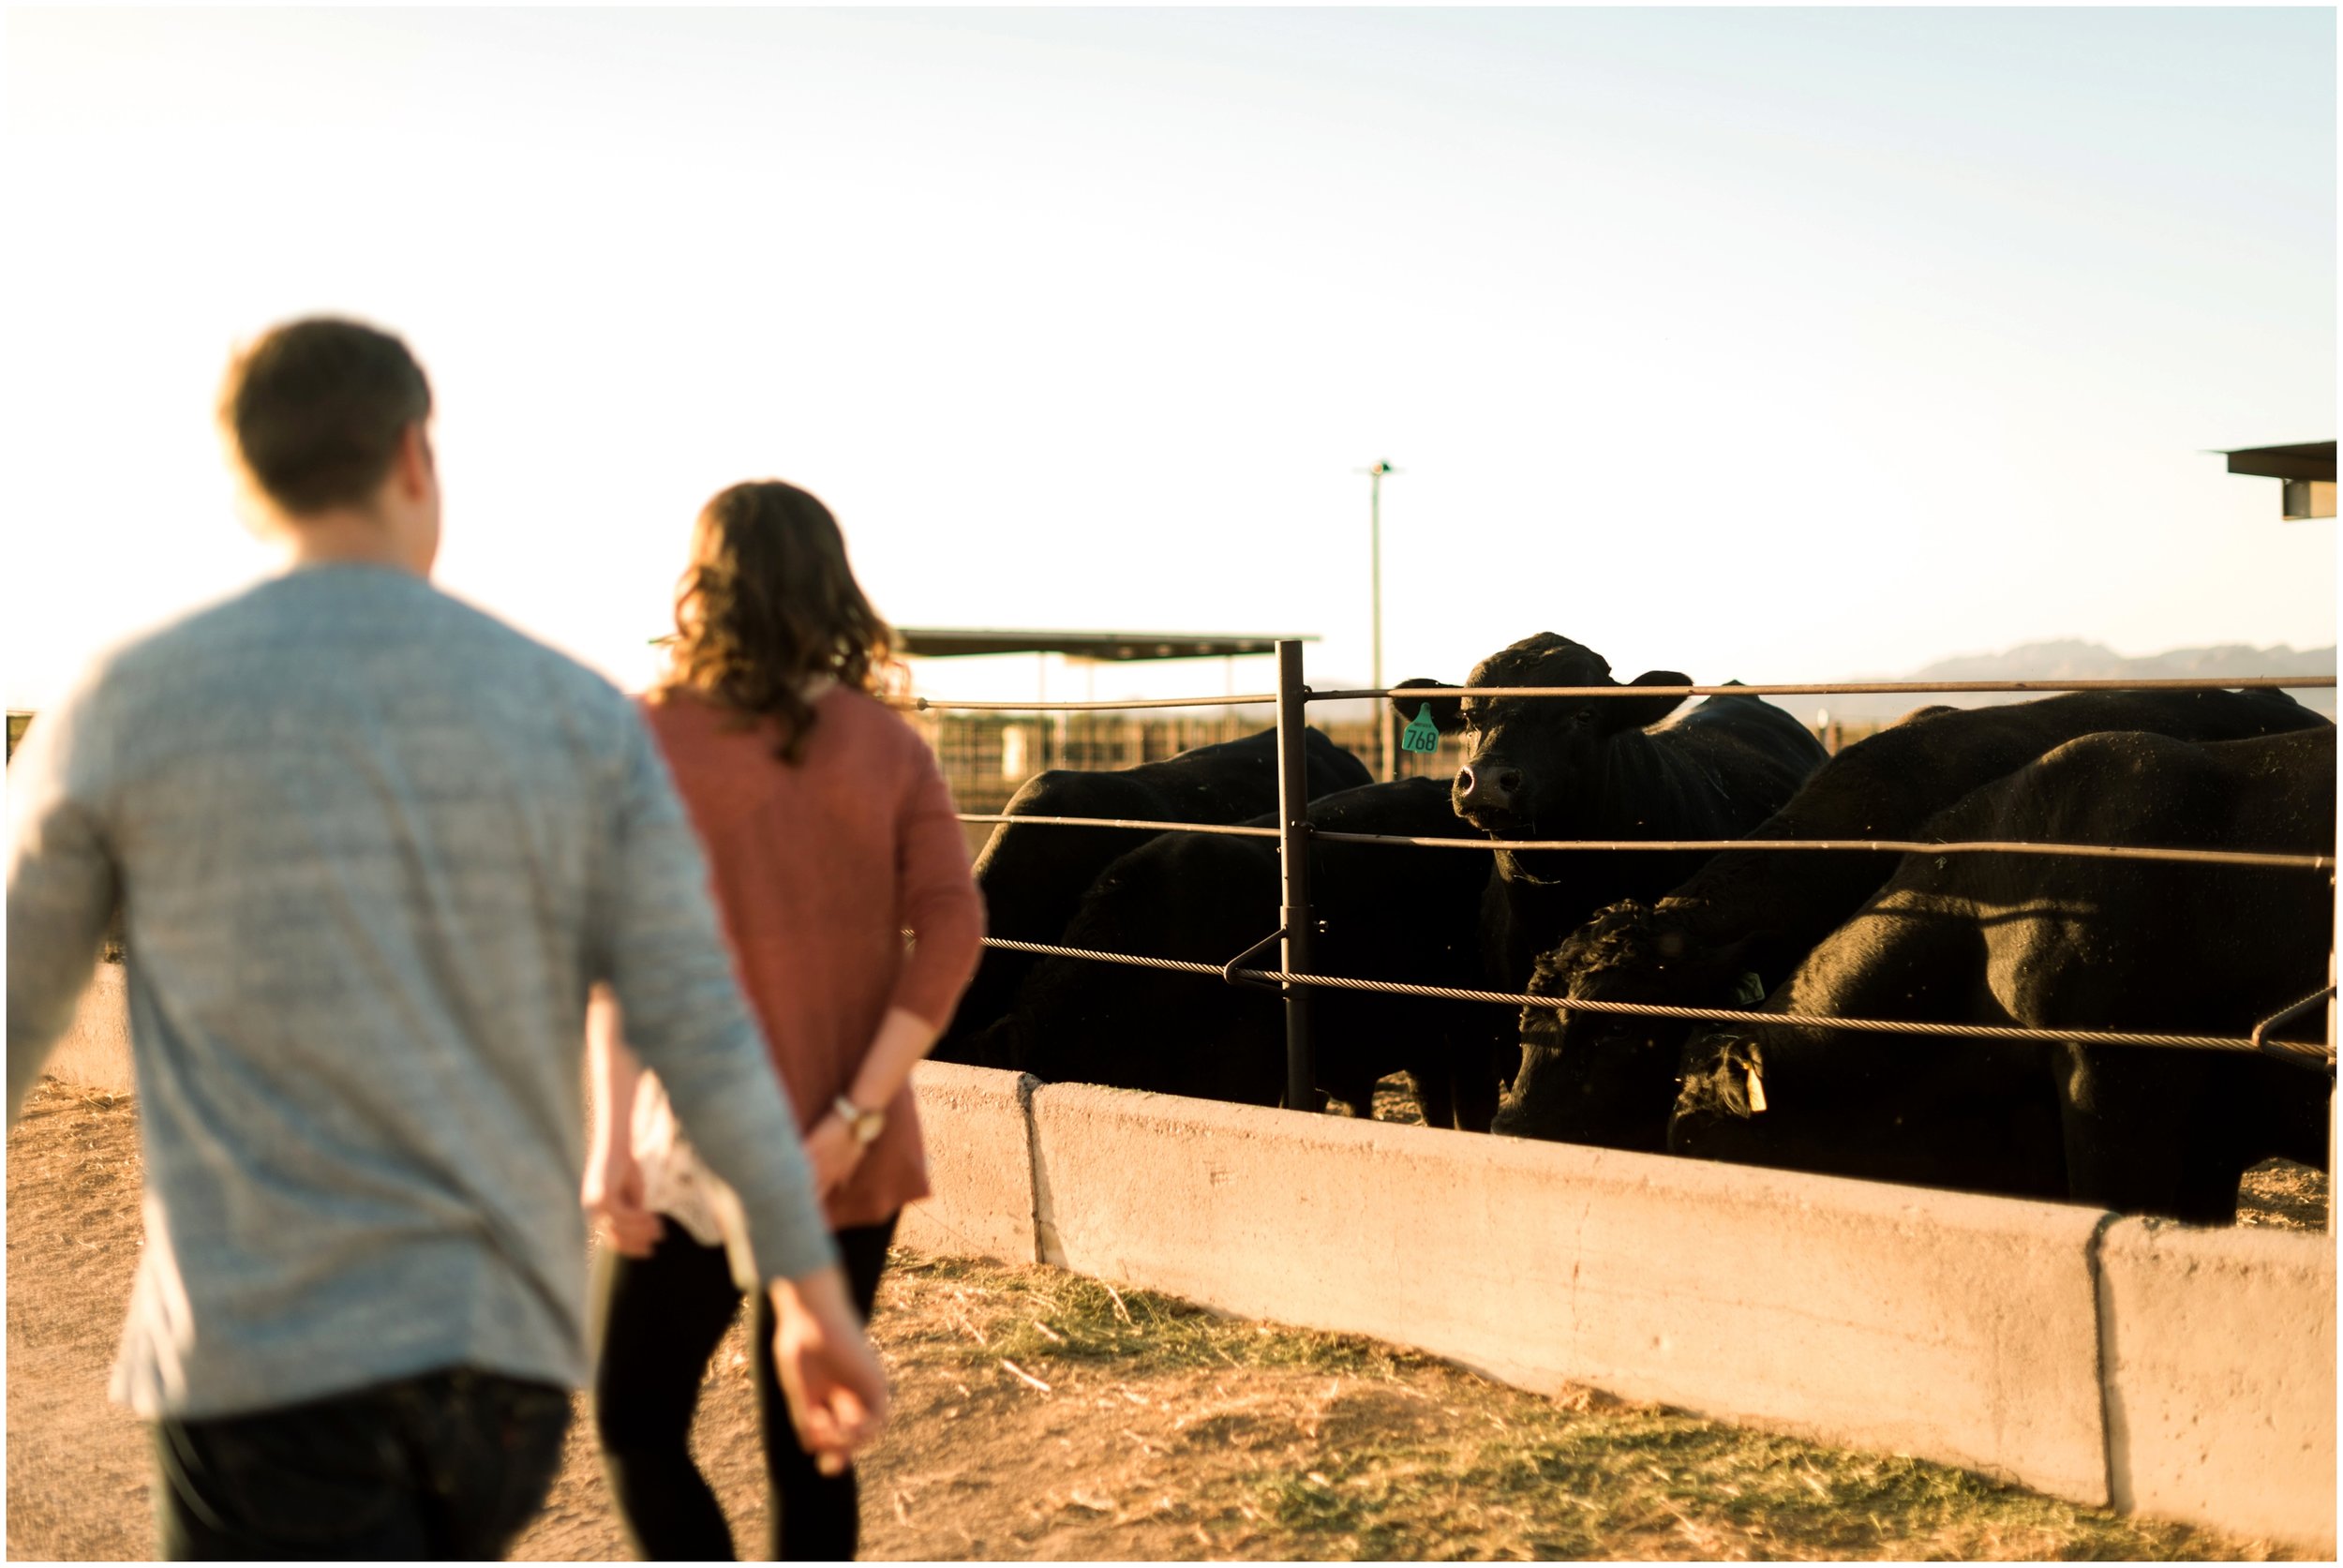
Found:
[584,480,983,1560]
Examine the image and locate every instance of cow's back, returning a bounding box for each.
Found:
[940,726,1366,1056]
[1666,685,2329,962]
[977,777,1508,1120]
[1649,692,1830,836]
[1838,724,2335,1216]
[1921,725,2335,1027]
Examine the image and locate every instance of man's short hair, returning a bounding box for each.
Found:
[219,318,432,516]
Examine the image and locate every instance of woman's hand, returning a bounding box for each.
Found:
[582,1139,664,1258]
[583,984,661,1257]
[803,1112,867,1200]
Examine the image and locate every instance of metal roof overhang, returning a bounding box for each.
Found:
[896,628,1316,661]
[2223,441,2336,482]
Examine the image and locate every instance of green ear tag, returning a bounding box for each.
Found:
[1400,702,1441,754]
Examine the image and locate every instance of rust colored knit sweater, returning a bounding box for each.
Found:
[639,684,983,1231]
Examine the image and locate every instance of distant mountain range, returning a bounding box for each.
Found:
[1818,640,2336,724]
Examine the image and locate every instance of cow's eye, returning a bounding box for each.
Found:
[1574,708,1597,724]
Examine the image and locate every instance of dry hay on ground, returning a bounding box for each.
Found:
[7,1079,2312,1561]
[2231,1155,2331,1230]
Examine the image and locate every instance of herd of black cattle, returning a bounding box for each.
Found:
[932,632,2336,1227]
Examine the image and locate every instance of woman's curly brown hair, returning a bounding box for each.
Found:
[655,480,900,764]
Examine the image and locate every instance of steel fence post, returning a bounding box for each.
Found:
[1276,639,1317,1113]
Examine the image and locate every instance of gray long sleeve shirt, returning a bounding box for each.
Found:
[6,564,838,1419]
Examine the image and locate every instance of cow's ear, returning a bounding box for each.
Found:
[1600,670,1692,734]
[1391,677,1464,736]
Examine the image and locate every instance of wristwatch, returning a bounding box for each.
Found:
[833,1095,887,1146]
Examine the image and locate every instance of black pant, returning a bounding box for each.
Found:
[592,1216,897,1561]
[153,1366,571,1561]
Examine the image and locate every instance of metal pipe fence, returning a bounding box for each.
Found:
[1273,640,1318,1111]
[937,649,2340,1086]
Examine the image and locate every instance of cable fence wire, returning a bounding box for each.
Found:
[977,938,2336,1067]
[1313,830,2333,872]
[957,814,2334,872]
[958,813,1282,838]
[1306,677,2339,703]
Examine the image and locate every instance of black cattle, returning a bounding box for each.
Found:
[1669,725,2335,1224]
[1502,687,2328,1152]
[959,778,1512,1128]
[1395,634,1826,996]
[935,726,1369,1061]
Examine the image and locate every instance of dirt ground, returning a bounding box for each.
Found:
[7,1079,2320,1561]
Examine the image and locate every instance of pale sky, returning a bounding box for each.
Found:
[3,7,2334,711]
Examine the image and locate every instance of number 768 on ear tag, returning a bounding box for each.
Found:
[1399,703,1441,754]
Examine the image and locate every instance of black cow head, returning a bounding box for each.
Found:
[1402,634,1689,835]
[1491,900,1725,1151]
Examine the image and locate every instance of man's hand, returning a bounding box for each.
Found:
[802,1113,867,1200]
[582,1140,664,1259]
[769,1266,889,1476]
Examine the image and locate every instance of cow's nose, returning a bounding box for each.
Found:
[1456,766,1523,812]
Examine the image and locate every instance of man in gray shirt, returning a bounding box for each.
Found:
[6,317,887,1558]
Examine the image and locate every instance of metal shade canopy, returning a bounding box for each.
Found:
[896,628,1315,661]
[2221,441,2336,482]
[2216,441,2336,521]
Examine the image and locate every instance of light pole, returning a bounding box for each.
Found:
[1358,460,1398,779]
